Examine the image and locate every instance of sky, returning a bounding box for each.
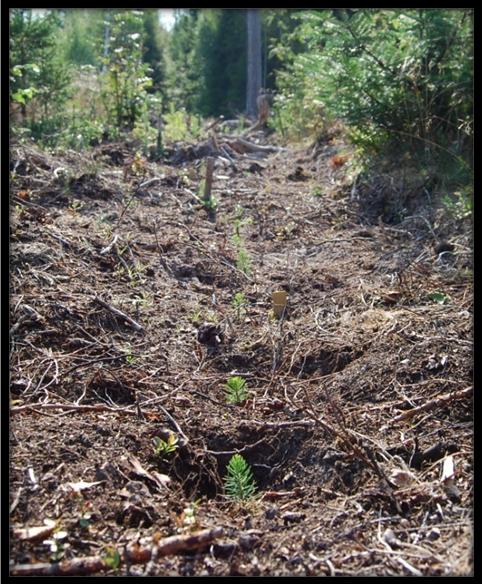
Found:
[158,9,176,30]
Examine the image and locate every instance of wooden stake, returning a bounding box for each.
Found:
[203,157,215,203]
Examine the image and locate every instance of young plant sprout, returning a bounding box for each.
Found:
[153,433,179,458]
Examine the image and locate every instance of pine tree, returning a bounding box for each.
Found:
[10,9,71,126]
[142,9,167,99]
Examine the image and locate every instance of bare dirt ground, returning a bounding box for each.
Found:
[9,131,473,576]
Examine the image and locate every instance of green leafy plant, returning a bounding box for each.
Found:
[427,291,450,304]
[441,188,473,220]
[231,205,252,243]
[69,199,83,212]
[224,376,248,404]
[202,195,218,212]
[103,547,121,570]
[272,9,472,194]
[163,105,202,142]
[100,11,154,134]
[224,454,257,500]
[73,494,93,529]
[179,499,202,530]
[153,433,179,458]
[132,292,153,311]
[10,10,72,144]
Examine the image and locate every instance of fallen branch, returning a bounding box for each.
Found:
[100,234,120,255]
[10,527,223,576]
[170,136,280,164]
[227,137,279,155]
[240,419,316,429]
[10,402,159,419]
[12,194,49,211]
[387,386,473,426]
[203,115,224,134]
[93,296,145,333]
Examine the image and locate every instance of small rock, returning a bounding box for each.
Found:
[282,512,305,524]
[119,480,151,498]
[265,507,277,520]
[427,528,441,541]
[211,542,238,558]
[239,533,259,551]
[196,323,223,346]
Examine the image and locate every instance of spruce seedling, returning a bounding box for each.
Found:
[224,376,248,404]
[224,454,257,500]
[232,291,248,321]
[236,247,252,276]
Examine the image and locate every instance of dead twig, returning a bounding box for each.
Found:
[100,234,120,255]
[10,487,23,515]
[10,402,158,418]
[386,386,472,426]
[10,527,223,576]
[93,296,145,333]
[156,403,189,446]
[239,419,315,429]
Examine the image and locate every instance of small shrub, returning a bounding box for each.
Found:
[163,105,202,143]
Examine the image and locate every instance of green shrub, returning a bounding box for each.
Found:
[272,9,473,186]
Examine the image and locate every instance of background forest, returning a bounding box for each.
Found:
[10,8,473,214]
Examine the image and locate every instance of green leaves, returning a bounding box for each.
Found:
[272,8,473,168]
[232,291,248,321]
[153,433,179,458]
[427,291,449,305]
[11,88,36,105]
[104,547,121,570]
[101,10,153,133]
[224,454,257,500]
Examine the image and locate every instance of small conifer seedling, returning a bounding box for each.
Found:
[224,376,248,404]
[224,454,257,500]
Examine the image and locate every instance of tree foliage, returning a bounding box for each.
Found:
[142,9,168,99]
[9,6,473,205]
[272,9,473,167]
[10,9,71,129]
[100,10,153,134]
